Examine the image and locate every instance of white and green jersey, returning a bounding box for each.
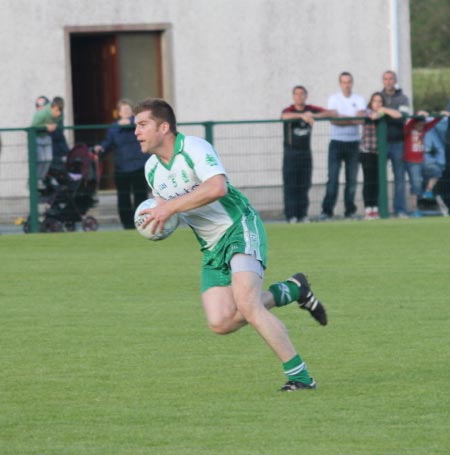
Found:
[144,133,252,250]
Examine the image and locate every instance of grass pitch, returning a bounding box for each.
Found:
[1,218,450,454]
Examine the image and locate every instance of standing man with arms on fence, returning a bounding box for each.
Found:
[281,85,336,224]
[381,70,411,218]
[134,98,328,392]
[320,72,366,220]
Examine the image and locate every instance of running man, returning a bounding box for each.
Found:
[134,98,328,392]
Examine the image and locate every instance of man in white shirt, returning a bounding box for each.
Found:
[320,72,366,219]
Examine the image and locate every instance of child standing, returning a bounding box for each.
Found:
[359,92,401,219]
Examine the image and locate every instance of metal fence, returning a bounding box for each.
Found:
[0,118,398,233]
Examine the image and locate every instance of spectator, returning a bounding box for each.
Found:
[35,95,50,111]
[423,113,449,199]
[281,85,336,223]
[49,96,70,170]
[31,97,62,189]
[435,100,450,212]
[94,99,149,229]
[320,72,366,220]
[360,92,402,219]
[403,111,442,217]
[381,70,411,218]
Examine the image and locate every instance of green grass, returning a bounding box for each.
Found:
[1,218,450,454]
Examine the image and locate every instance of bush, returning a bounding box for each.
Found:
[413,68,450,112]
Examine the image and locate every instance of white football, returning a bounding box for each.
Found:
[134,198,179,241]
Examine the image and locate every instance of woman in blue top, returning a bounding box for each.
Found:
[94,99,149,229]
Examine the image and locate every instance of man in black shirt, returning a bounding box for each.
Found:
[281,86,336,223]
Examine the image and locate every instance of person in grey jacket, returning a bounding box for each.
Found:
[381,70,410,217]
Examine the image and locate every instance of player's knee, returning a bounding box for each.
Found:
[207,313,242,334]
[208,320,235,335]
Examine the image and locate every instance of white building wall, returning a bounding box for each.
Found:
[0,0,411,126]
[0,0,411,214]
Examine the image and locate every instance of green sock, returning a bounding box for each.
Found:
[268,281,300,306]
[283,354,312,384]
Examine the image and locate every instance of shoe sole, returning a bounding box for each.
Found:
[279,379,317,391]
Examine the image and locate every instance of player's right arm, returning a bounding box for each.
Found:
[141,174,227,231]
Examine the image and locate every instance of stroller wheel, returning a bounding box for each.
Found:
[41,217,64,233]
[82,216,98,232]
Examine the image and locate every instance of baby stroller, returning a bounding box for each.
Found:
[24,144,100,233]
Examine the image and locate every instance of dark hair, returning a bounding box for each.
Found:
[339,71,353,82]
[292,85,308,95]
[368,91,385,109]
[51,96,64,110]
[134,98,178,135]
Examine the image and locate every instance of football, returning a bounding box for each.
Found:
[134,198,179,241]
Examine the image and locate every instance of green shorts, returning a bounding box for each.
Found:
[201,209,267,292]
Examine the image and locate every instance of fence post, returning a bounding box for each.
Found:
[204,121,214,145]
[376,118,389,218]
[27,127,39,233]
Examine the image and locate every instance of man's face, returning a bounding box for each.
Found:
[339,75,353,96]
[293,88,307,106]
[135,110,165,154]
[383,72,396,92]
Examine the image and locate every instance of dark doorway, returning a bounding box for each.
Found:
[71,34,119,135]
[70,31,163,189]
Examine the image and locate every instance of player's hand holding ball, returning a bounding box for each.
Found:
[134,198,179,241]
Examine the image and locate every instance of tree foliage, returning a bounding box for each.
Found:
[410,0,450,68]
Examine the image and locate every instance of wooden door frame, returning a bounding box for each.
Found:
[63,23,174,133]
